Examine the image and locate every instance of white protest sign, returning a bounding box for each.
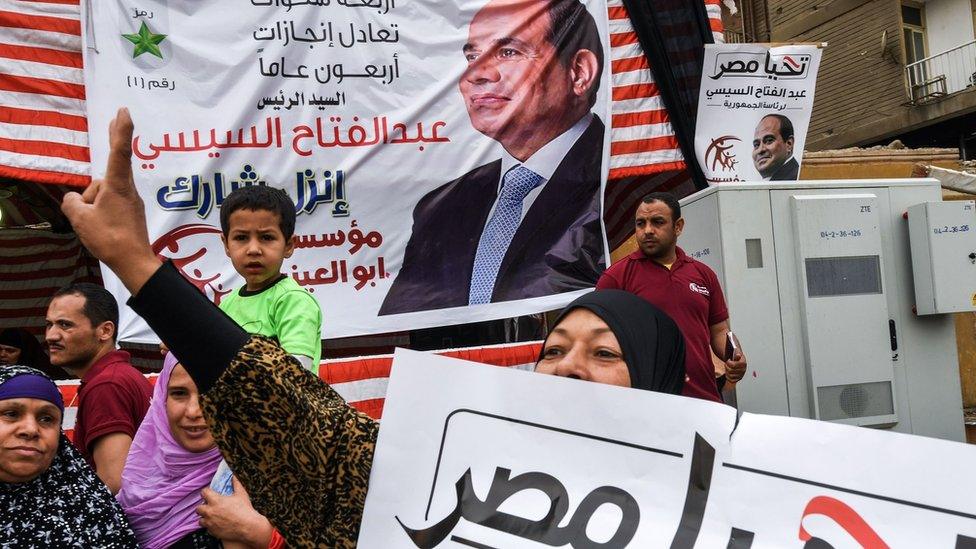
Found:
[695,43,822,184]
[83,0,611,341]
[360,349,976,547]
[701,413,976,547]
[359,348,738,547]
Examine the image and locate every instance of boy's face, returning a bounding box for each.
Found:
[222,209,295,291]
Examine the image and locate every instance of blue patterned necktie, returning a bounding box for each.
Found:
[469,165,544,304]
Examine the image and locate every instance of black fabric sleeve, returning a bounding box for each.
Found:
[126,261,248,393]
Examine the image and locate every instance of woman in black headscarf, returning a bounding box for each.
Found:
[535,289,685,394]
[0,327,67,380]
[0,365,138,546]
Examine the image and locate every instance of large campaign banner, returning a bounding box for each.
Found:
[83,0,611,341]
[695,43,823,185]
[360,349,976,547]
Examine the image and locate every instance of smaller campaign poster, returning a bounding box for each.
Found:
[695,43,823,185]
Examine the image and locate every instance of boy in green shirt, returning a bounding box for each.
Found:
[209,185,325,499]
[218,185,322,373]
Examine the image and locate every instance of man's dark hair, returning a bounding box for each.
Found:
[762,114,795,141]
[640,192,681,222]
[52,283,119,341]
[546,0,604,108]
[219,185,297,239]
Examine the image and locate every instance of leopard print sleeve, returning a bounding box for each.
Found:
[200,336,378,548]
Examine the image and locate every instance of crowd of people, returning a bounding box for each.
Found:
[0,108,750,547]
[0,0,771,543]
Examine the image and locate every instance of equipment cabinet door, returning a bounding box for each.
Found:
[788,193,897,427]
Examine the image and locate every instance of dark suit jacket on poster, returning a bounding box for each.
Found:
[767,156,800,181]
[379,116,607,315]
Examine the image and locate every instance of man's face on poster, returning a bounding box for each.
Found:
[752,116,794,178]
[459,0,586,154]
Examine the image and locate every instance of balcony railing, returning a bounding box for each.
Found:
[905,39,976,104]
[724,30,747,43]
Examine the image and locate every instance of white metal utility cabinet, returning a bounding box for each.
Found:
[678,179,976,441]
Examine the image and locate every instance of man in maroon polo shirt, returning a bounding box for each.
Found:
[45,283,151,494]
[597,192,747,402]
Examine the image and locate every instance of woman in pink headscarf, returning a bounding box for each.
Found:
[116,352,223,548]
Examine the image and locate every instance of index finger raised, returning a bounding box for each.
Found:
[104,107,135,188]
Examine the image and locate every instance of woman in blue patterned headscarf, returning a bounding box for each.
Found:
[0,364,138,547]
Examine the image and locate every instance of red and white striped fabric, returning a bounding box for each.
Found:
[606,0,681,179]
[0,228,101,341]
[56,341,542,439]
[0,0,722,187]
[0,0,89,187]
[321,340,543,419]
[606,0,723,179]
[705,0,724,42]
[601,0,724,248]
[56,379,81,441]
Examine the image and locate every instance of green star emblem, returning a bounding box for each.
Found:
[122,22,166,59]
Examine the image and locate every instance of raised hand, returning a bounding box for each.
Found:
[61,108,161,294]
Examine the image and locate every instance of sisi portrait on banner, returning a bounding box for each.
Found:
[380,0,607,315]
[752,114,799,181]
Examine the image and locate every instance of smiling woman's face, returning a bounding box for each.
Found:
[534,308,631,388]
[166,364,215,453]
[0,397,61,483]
